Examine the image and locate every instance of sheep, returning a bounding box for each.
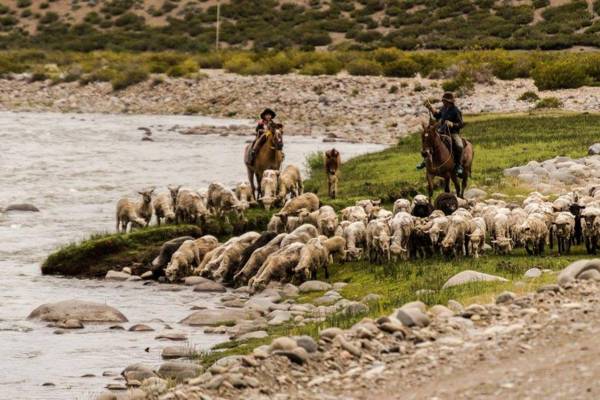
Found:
[153,192,176,226]
[552,211,575,255]
[276,193,320,223]
[409,218,433,259]
[212,232,261,283]
[233,233,286,286]
[260,174,278,211]
[194,237,236,277]
[175,190,208,225]
[193,235,219,264]
[280,224,319,247]
[341,206,368,225]
[423,214,449,253]
[411,195,433,218]
[323,235,346,266]
[207,182,245,222]
[392,199,411,215]
[317,205,339,237]
[250,242,305,292]
[235,181,255,207]
[507,207,528,245]
[285,216,303,233]
[582,207,600,254]
[298,208,319,228]
[267,214,285,233]
[440,215,469,258]
[116,189,154,232]
[518,214,548,256]
[335,220,351,237]
[373,208,393,220]
[293,237,329,283]
[569,202,586,245]
[467,217,486,258]
[325,149,341,199]
[168,185,181,208]
[389,212,414,261]
[277,165,303,204]
[434,192,458,216]
[165,240,199,283]
[356,199,381,220]
[491,213,513,254]
[366,219,391,264]
[342,221,367,261]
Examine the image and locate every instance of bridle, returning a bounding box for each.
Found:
[422,119,453,174]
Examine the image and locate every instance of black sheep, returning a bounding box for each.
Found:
[434,192,459,216]
[569,203,585,245]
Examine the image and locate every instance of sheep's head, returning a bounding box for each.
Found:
[321,217,338,237]
[428,225,442,244]
[168,185,182,205]
[260,196,276,211]
[346,247,363,261]
[138,188,155,204]
[164,211,176,224]
[492,238,513,254]
[165,260,180,282]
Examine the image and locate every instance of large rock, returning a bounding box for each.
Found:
[442,270,508,289]
[193,280,226,293]
[157,362,201,382]
[463,188,487,201]
[151,236,195,271]
[4,203,39,212]
[28,300,127,322]
[588,143,600,156]
[395,308,430,328]
[161,346,192,359]
[105,270,130,281]
[299,280,332,293]
[557,259,600,286]
[180,308,259,326]
[122,363,157,382]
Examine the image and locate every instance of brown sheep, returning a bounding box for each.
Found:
[116,189,154,232]
[325,149,341,199]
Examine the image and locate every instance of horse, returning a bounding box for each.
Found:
[420,120,473,199]
[245,123,285,200]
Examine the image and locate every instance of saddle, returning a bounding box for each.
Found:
[440,134,467,155]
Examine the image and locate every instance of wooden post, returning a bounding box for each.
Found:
[216,0,221,51]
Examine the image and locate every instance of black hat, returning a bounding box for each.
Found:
[442,92,455,104]
[260,108,276,119]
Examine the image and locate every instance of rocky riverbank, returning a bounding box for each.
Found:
[94,259,600,400]
[3,70,600,144]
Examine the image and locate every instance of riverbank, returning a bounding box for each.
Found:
[3,71,600,144]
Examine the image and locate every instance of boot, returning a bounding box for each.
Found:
[454,147,464,178]
[416,160,426,170]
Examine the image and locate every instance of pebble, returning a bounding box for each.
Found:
[294,335,318,353]
[299,280,332,293]
[495,291,516,305]
[161,346,192,359]
[128,324,154,332]
[273,347,309,365]
[105,270,130,281]
[270,336,297,352]
[193,280,227,292]
[524,267,542,278]
[155,331,188,341]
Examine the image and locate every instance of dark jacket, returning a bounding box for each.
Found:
[433,105,463,134]
[255,120,274,136]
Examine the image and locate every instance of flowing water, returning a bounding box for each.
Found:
[0,111,386,399]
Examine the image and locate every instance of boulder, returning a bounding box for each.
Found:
[184,276,211,286]
[341,301,368,316]
[157,362,202,382]
[314,290,342,305]
[442,270,508,289]
[395,308,430,328]
[193,280,226,293]
[281,283,299,298]
[294,335,318,353]
[298,280,332,293]
[151,236,194,271]
[588,143,600,155]
[155,331,188,341]
[4,203,39,212]
[495,291,516,304]
[320,327,343,340]
[28,300,127,322]
[463,188,487,201]
[273,347,308,365]
[268,310,292,326]
[236,330,268,341]
[429,305,453,318]
[161,346,192,359]
[333,282,348,291]
[524,267,542,278]
[105,270,130,281]
[180,309,259,326]
[270,336,297,352]
[122,364,157,382]
[558,259,600,286]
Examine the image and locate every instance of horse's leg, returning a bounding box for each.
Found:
[246,167,256,200]
[461,174,468,198]
[427,173,434,198]
[450,173,461,197]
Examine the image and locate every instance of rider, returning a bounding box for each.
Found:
[249,108,276,164]
[417,92,465,177]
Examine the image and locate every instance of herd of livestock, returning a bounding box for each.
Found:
[113,160,600,292]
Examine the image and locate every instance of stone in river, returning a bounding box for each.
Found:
[180,308,259,326]
[28,300,127,323]
[157,362,202,382]
[128,324,154,332]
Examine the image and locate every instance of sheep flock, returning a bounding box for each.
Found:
[115,165,600,293]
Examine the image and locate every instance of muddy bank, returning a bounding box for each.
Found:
[3,71,600,144]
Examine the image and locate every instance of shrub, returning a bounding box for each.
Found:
[16,0,32,8]
[383,58,419,77]
[197,52,224,69]
[535,97,563,109]
[518,91,540,102]
[260,53,294,75]
[167,59,199,77]
[388,85,398,94]
[346,59,382,76]
[372,48,402,63]
[111,68,149,90]
[223,54,258,74]
[532,59,589,90]
[442,75,473,94]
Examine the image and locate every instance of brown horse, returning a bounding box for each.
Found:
[245,123,285,200]
[420,120,473,198]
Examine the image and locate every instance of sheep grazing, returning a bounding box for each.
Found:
[153,192,176,226]
[168,185,181,208]
[298,208,319,228]
[423,214,449,253]
[233,233,286,286]
[317,205,339,237]
[281,224,319,247]
[366,219,391,264]
[293,237,329,282]
[176,189,208,225]
[267,214,285,233]
[518,214,548,256]
[553,211,575,255]
[277,193,320,223]
[285,216,303,233]
[373,208,393,220]
[250,242,304,292]
[193,235,219,263]
[582,207,600,254]
[341,206,368,225]
[392,199,411,215]
[212,232,261,283]
[409,218,433,259]
[440,215,469,258]
[356,199,381,220]
[491,213,513,254]
[411,195,433,218]
[260,172,278,211]
[569,203,586,245]
[196,236,241,278]
[325,149,341,199]
[342,221,367,261]
[236,231,278,274]
[116,189,154,232]
[278,165,303,204]
[467,217,486,258]
[434,192,458,216]
[235,181,255,208]
[207,182,245,222]
[323,235,347,266]
[165,240,200,283]
[389,212,414,261]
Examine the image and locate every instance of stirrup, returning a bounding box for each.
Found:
[456,165,464,178]
[416,161,426,170]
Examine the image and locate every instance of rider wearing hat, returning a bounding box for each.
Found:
[418,92,465,177]
[250,108,277,164]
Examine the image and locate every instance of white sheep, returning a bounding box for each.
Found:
[340,206,368,225]
[277,165,303,203]
[582,207,600,254]
[233,233,287,286]
[153,192,176,226]
[250,242,304,292]
[517,213,548,256]
[277,193,320,223]
[207,182,245,222]
[116,188,154,232]
[553,211,575,255]
[280,224,319,247]
[236,181,255,210]
[366,219,391,264]
[293,237,329,282]
[260,174,278,211]
[389,212,413,261]
[342,221,367,261]
[441,215,469,258]
[491,213,513,254]
[424,214,449,253]
[165,240,199,283]
[467,217,486,259]
[176,189,208,225]
[212,232,261,283]
[317,205,339,237]
[323,235,346,265]
[392,198,411,215]
[267,214,285,233]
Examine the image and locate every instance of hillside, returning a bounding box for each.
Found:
[2,0,600,51]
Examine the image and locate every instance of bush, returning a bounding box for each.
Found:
[518,91,540,102]
[442,76,473,94]
[383,58,419,77]
[223,54,262,75]
[197,52,224,69]
[260,53,294,75]
[111,68,148,90]
[535,97,563,109]
[532,59,589,90]
[346,59,382,76]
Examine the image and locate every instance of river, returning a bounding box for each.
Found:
[0,111,386,399]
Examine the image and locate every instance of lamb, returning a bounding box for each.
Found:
[250,242,305,292]
[440,215,469,258]
[153,192,176,226]
[276,193,320,223]
[235,181,255,206]
[341,206,368,225]
[491,213,513,254]
[280,224,319,247]
[207,182,245,222]
[116,188,154,232]
[277,165,303,204]
[552,211,575,255]
[467,217,486,258]
[293,237,329,282]
[409,218,433,259]
[194,237,236,277]
[165,240,199,283]
[518,214,548,256]
[424,215,449,253]
[236,231,277,273]
[233,233,286,286]
[325,148,341,199]
[193,235,219,264]
[582,207,600,254]
[212,232,261,283]
[259,173,278,211]
[507,207,528,245]
[373,208,393,220]
[366,219,391,264]
[317,205,339,237]
[298,208,319,228]
[342,221,367,261]
[285,216,303,233]
[389,212,414,261]
[175,190,208,225]
[267,214,285,233]
[411,195,433,218]
[323,235,347,265]
[392,199,411,215]
[167,185,181,208]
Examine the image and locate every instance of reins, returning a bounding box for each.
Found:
[424,120,453,174]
